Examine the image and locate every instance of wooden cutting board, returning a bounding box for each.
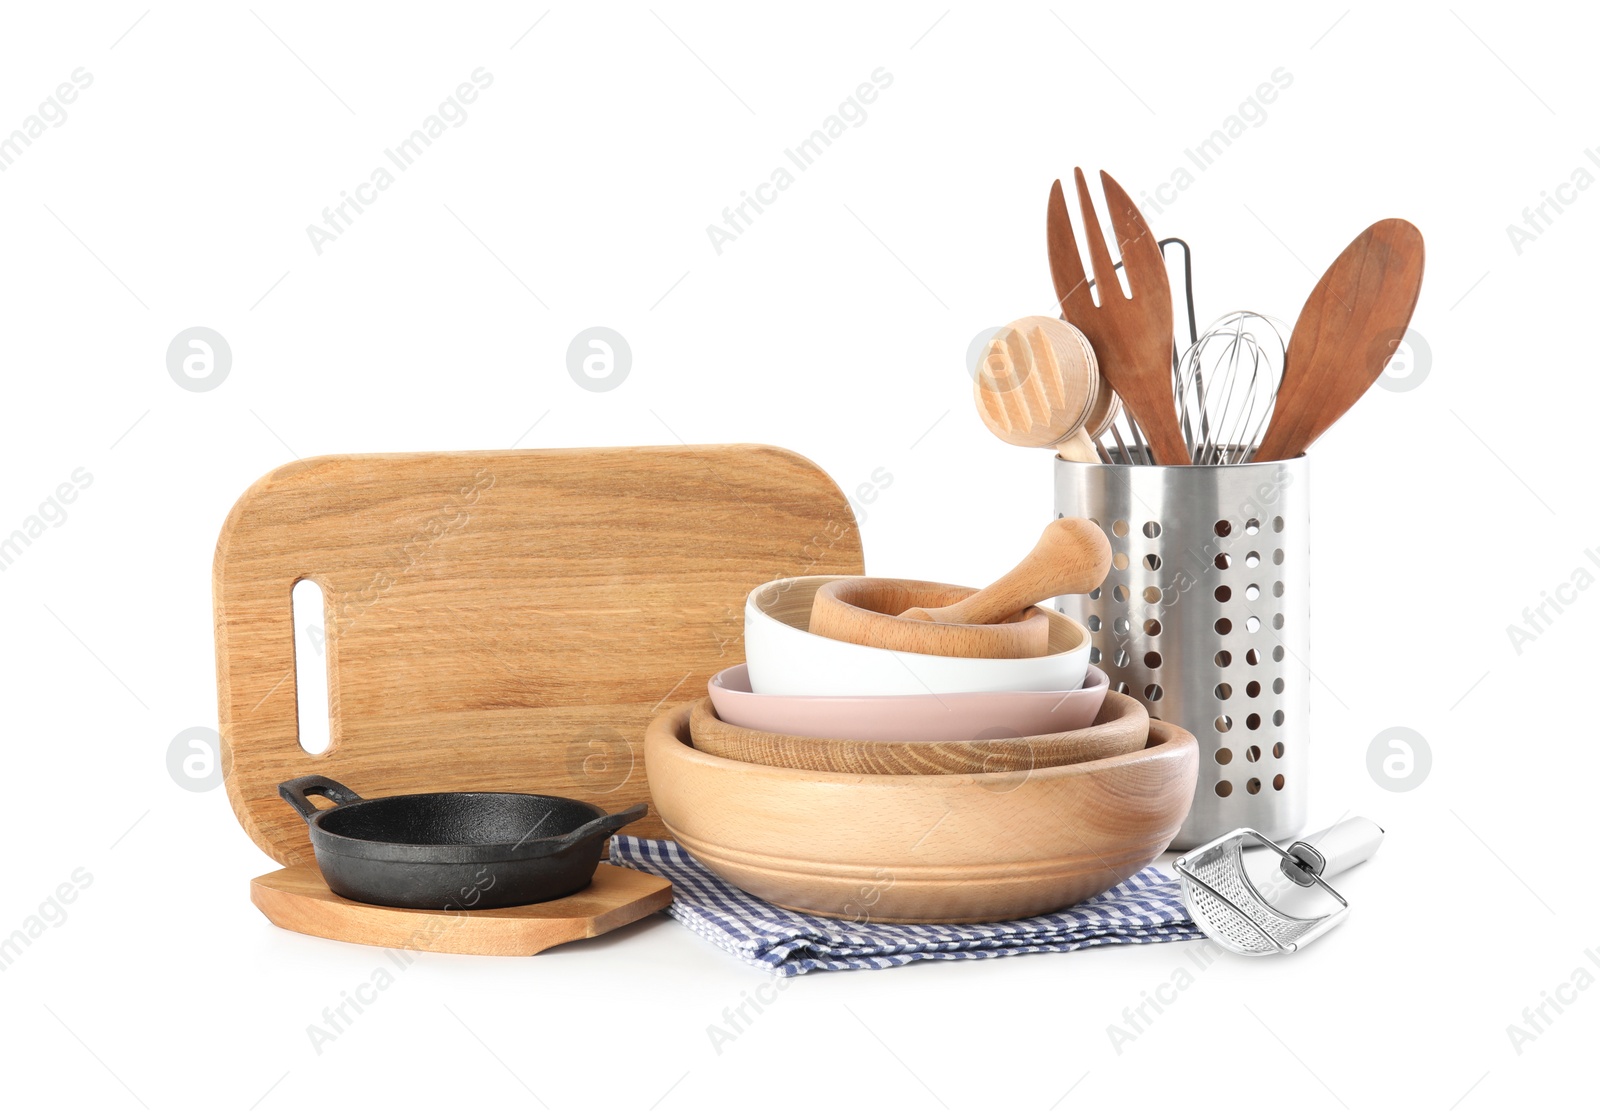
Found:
[216,444,864,866]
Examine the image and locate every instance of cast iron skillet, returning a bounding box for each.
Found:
[279,775,647,911]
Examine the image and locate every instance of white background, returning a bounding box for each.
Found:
[0,2,1591,1115]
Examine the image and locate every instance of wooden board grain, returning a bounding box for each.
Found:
[252,864,672,956]
[215,445,864,865]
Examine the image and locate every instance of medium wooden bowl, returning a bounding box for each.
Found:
[692,690,1146,775]
[808,579,1050,659]
[644,700,1198,923]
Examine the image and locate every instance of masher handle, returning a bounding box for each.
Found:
[1283,817,1385,886]
[900,518,1111,626]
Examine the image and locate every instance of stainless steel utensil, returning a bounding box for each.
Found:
[1173,817,1384,955]
[1175,311,1287,465]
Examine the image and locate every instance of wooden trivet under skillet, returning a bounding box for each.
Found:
[251,864,672,956]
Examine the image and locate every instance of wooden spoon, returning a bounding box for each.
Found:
[1252,219,1425,462]
[902,518,1111,624]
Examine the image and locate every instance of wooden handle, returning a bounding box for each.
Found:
[1055,427,1099,463]
[901,519,1111,625]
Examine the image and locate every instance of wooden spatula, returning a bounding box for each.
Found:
[901,518,1111,624]
[1252,219,1425,462]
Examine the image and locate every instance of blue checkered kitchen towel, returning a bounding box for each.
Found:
[610,836,1202,976]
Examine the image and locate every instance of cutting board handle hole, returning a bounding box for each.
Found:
[291,579,332,755]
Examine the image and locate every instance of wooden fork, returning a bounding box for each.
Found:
[1047,169,1187,465]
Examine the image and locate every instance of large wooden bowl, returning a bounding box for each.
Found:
[691,690,1147,775]
[645,701,1198,923]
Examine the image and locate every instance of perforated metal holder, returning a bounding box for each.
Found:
[1054,451,1308,847]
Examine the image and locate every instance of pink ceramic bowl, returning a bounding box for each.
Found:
[707,664,1109,743]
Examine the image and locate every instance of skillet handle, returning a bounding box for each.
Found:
[564,803,648,847]
[278,775,364,823]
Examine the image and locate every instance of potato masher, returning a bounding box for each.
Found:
[1172,818,1384,956]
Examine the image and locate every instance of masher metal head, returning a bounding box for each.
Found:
[1172,828,1351,956]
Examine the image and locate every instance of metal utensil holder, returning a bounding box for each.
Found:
[1054,452,1308,848]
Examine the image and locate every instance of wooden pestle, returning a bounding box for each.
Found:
[901,518,1111,624]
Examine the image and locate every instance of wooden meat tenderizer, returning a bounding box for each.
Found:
[973,316,1117,463]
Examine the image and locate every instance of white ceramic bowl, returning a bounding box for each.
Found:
[744,575,1091,697]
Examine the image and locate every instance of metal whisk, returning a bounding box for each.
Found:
[1174,311,1287,465]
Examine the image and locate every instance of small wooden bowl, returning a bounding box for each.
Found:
[808,578,1049,659]
[691,690,1147,775]
[645,700,1198,923]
